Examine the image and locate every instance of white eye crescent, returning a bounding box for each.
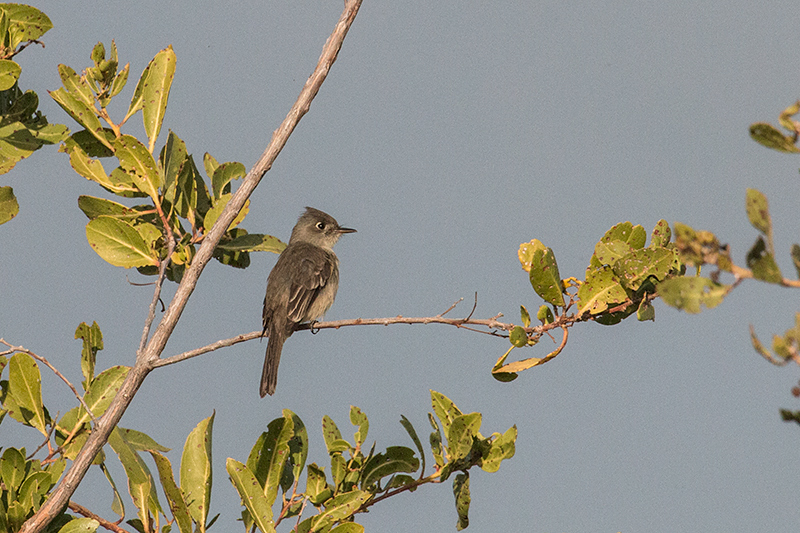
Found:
[316,221,325,230]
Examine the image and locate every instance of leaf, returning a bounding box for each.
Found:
[305,463,331,505]
[161,130,187,203]
[745,188,771,236]
[746,237,782,283]
[480,426,517,473]
[0,185,19,224]
[180,413,214,533]
[56,518,99,533]
[226,459,274,533]
[612,247,676,292]
[430,391,463,439]
[57,64,94,107]
[142,46,176,152]
[529,243,565,306]
[78,195,140,221]
[360,446,419,489]
[576,266,628,315]
[49,88,109,149]
[650,219,671,247]
[519,305,531,328]
[216,233,285,253]
[310,490,371,531]
[350,406,369,446]
[509,326,527,348]
[114,135,162,200]
[748,122,800,153]
[452,472,470,531]
[261,416,294,506]
[117,428,170,453]
[399,415,426,477]
[657,277,729,314]
[0,59,21,91]
[7,353,46,435]
[107,428,160,532]
[151,451,193,533]
[85,216,159,268]
[3,4,52,48]
[791,244,800,279]
[211,161,246,200]
[74,321,103,389]
[203,193,249,232]
[321,415,350,454]
[283,409,308,489]
[637,298,655,321]
[447,413,482,462]
[1,447,26,496]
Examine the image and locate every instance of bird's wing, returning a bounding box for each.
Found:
[286,245,334,322]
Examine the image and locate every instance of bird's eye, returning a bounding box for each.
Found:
[316,222,325,230]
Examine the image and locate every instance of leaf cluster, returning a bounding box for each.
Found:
[227,391,516,533]
[49,42,283,280]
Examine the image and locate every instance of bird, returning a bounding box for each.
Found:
[260,207,356,397]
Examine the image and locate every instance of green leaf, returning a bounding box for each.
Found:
[519,305,531,328]
[480,426,517,473]
[114,134,162,200]
[110,63,130,99]
[612,247,676,292]
[74,321,103,389]
[107,428,160,532]
[3,5,52,48]
[748,122,800,153]
[746,237,783,283]
[361,446,419,489]
[66,143,115,188]
[8,353,46,435]
[56,518,99,533]
[310,490,371,531]
[211,161,246,200]
[0,447,26,496]
[150,451,193,533]
[745,188,771,236]
[329,524,364,533]
[637,298,655,321]
[452,472,470,531]
[529,243,565,307]
[142,46,176,152]
[49,88,109,149]
[305,463,331,505]
[650,219,671,247]
[78,195,140,221]
[262,416,294,506]
[447,413,481,462]
[657,277,729,314]
[536,304,554,325]
[283,409,308,489]
[0,59,21,91]
[161,130,187,203]
[577,266,628,315]
[0,185,18,224]
[216,233,285,253]
[399,415,425,477]
[226,459,274,533]
[203,152,219,179]
[322,415,350,454]
[203,193,249,231]
[57,64,94,107]
[85,216,159,268]
[428,413,444,468]
[82,365,128,420]
[509,326,527,348]
[62,129,114,158]
[592,239,632,268]
[117,428,170,453]
[350,406,369,447]
[430,391,463,440]
[791,244,800,279]
[180,413,214,532]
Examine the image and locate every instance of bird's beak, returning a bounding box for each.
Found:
[339,227,357,234]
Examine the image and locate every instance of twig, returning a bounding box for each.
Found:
[67,502,130,533]
[464,292,478,322]
[138,238,175,355]
[438,298,463,317]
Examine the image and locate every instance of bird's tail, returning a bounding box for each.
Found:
[260,324,284,397]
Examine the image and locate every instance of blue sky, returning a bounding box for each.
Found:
[3,1,800,531]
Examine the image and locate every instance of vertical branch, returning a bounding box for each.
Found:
[19,2,363,532]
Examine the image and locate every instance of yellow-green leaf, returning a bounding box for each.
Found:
[8,353,47,435]
[181,413,214,533]
[142,46,176,152]
[85,216,159,268]
[0,59,21,90]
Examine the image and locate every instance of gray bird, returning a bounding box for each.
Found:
[260,207,356,397]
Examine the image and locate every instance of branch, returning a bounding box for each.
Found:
[19,3,363,531]
[67,502,130,533]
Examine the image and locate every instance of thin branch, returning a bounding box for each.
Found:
[67,502,131,533]
[20,3,364,532]
[438,297,463,317]
[138,238,175,355]
[0,340,96,422]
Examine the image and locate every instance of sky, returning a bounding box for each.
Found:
[3,1,800,531]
